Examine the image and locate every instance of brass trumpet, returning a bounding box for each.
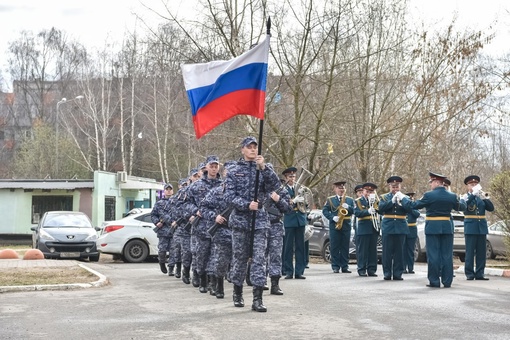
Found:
[473,184,490,199]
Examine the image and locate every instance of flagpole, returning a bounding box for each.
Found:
[249,17,271,261]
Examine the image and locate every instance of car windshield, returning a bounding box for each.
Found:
[43,214,92,228]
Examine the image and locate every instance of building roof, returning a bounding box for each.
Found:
[0,180,94,190]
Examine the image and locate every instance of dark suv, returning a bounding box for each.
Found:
[307,209,382,263]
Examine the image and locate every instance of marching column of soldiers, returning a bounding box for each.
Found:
[151,139,496,312]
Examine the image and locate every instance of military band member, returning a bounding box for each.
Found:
[224,136,280,312]
[150,183,174,274]
[322,181,354,274]
[377,176,411,280]
[354,182,380,277]
[399,172,467,288]
[462,175,494,281]
[282,166,308,280]
[403,192,420,274]
[353,184,364,256]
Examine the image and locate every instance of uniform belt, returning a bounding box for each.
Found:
[464,215,486,219]
[382,215,406,219]
[358,216,373,221]
[407,223,417,227]
[425,216,451,221]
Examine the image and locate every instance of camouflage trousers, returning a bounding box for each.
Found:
[168,236,181,266]
[174,234,192,267]
[212,239,232,277]
[266,231,284,277]
[190,234,198,270]
[231,228,268,287]
[157,236,172,263]
[195,235,213,275]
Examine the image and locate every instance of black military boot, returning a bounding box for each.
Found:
[192,269,200,287]
[209,275,217,296]
[159,263,167,274]
[270,276,283,295]
[251,287,267,312]
[182,266,190,284]
[215,276,224,299]
[175,262,182,279]
[167,265,175,276]
[233,285,244,307]
[199,273,208,293]
[158,252,167,274]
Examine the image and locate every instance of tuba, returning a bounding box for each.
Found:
[293,167,314,213]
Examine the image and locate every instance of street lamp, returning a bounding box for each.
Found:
[55,95,84,177]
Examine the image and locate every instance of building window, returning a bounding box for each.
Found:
[32,196,73,224]
[104,196,116,221]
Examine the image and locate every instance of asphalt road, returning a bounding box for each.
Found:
[1,260,509,340]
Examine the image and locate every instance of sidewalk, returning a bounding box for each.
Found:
[0,259,109,293]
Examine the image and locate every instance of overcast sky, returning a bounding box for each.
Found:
[0,0,509,90]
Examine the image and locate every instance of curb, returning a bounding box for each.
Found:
[455,266,510,278]
[0,263,109,293]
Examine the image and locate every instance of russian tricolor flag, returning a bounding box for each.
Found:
[181,37,269,139]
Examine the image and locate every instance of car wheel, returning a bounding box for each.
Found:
[89,254,100,262]
[415,238,427,262]
[486,240,496,259]
[123,239,149,263]
[322,240,331,263]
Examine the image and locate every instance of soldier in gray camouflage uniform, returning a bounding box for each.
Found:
[200,161,236,299]
[173,170,199,284]
[185,156,223,293]
[265,177,292,295]
[224,137,280,312]
[150,183,174,274]
[168,178,189,279]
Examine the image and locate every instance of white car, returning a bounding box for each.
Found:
[96,208,159,263]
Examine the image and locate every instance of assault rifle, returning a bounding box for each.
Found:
[184,215,201,232]
[206,206,234,237]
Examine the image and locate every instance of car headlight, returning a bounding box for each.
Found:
[39,229,56,241]
[85,234,98,241]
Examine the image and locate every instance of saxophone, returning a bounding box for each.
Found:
[335,195,348,230]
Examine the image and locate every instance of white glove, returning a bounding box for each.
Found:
[460,194,468,201]
[342,203,349,209]
[368,207,376,214]
[333,216,340,222]
[293,196,305,204]
[472,184,481,196]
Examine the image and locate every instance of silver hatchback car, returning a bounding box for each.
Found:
[31,211,100,261]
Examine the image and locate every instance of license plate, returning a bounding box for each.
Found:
[60,252,80,258]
